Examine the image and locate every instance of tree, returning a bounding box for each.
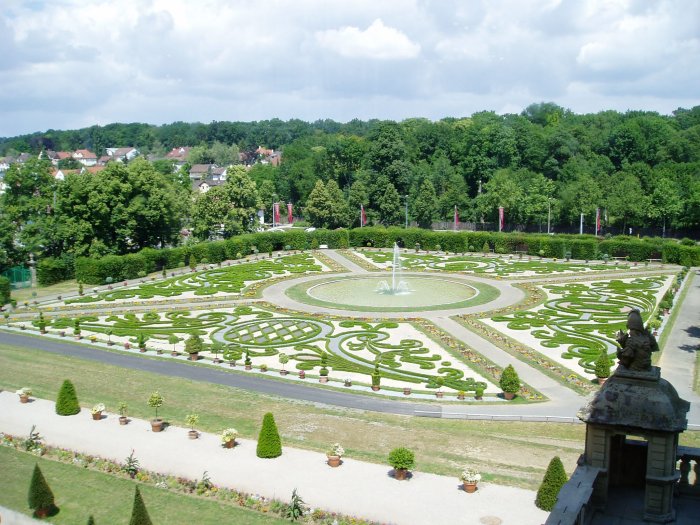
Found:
[256,412,282,458]
[604,171,648,231]
[191,166,260,240]
[28,464,56,518]
[376,182,403,226]
[647,174,682,235]
[57,157,82,170]
[347,179,370,227]
[184,334,204,355]
[413,178,438,228]
[129,486,153,525]
[304,179,351,229]
[55,379,80,415]
[535,456,568,511]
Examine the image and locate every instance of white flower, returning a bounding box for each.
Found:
[459,468,481,483]
[328,443,344,457]
[221,428,238,443]
[91,403,105,414]
[16,387,32,396]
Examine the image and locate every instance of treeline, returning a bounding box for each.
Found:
[38,227,700,286]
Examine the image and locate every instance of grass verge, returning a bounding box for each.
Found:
[0,446,285,524]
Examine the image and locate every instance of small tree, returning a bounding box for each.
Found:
[147,391,163,420]
[535,456,568,511]
[28,464,56,518]
[55,379,80,415]
[168,334,180,353]
[499,365,520,396]
[185,334,204,355]
[136,332,148,350]
[129,486,153,525]
[278,353,289,371]
[256,412,282,458]
[285,488,307,522]
[594,351,612,379]
[87,516,96,525]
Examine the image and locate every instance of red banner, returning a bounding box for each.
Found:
[498,207,504,232]
[361,204,367,226]
[287,203,293,224]
[595,208,600,236]
[273,203,280,225]
[454,205,459,231]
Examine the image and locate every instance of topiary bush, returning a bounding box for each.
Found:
[28,463,57,518]
[0,276,10,305]
[388,447,415,471]
[129,486,153,525]
[256,412,282,458]
[55,379,80,416]
[499,365,520,395]
[535,456,568,511]
[594,351,612,379]
[184,334,204,355]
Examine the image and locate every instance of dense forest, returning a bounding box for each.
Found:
[1,103,699,274]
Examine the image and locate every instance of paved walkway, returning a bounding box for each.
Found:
[0,392,549,525]
[658,271,700,422]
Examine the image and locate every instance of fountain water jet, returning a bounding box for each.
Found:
[376,243,410,295]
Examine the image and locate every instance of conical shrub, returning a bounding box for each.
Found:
[129,486,152,525]
[87,516,96,525]
[535,456,568,511]
[256,412,282,458]
[28,464,56,517]
[55,379,80,415]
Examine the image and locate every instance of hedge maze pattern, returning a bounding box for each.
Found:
[66,254,323,304]
[489,276,669,375]
[359,250,635,277]
[46,307,489,394]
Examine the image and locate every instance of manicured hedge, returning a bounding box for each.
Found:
[70,228,700,285]
[37,255,75,286]
[0,276,10,305]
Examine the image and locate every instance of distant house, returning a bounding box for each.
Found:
[50,168,80,181]
[192,177,225,194]
[97,155,112,166]
[40,150,72,166]
[105,147,140,162]
[72,149,97,166]
[165,147,191,160]
[189,164,212,180]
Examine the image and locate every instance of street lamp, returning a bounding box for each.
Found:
[404,195,408,229]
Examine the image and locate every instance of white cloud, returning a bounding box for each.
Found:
[315,19,421,60]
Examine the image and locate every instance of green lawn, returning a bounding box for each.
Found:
[0,446,285,525]
[2,342,697,490]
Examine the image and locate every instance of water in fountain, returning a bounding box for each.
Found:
[375,243,411,295]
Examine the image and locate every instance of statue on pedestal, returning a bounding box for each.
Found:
[616,309,659,371]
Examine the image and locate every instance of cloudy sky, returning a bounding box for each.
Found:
[1,0,699,137]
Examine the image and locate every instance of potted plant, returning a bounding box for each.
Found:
[435,376,445,398]
[37,313,47,334]
[260,363,268,373]
[388,447,415,480]
[499,365,520,400]
[298,369,306,379]
[137,333,148,353]
[343,378,352,387]
[221,428,238,448]
[371,370,381,391]
[106,328,114,346]
[168,334,180,356]
[279,353,290,375]
[185,413,199,439]
[457,390,466,400]
[475,386,484,400]
[73,319,81,340]
[459,467,481,493]
[210,341,224,363]
[319,366,329,383]
[124,450,139,479]
[91,403,105,421]
[403,387,411,395]
[185,334,203,361]
[244,352,252,370]
[594,351,612,385]
[326,443,344,468]
[148,391,164,432]
[16,387,32,403]
[118,402,128,425]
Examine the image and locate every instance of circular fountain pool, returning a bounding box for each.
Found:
[285,274,499,312]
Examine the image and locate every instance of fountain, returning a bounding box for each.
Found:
[376,243,411,295]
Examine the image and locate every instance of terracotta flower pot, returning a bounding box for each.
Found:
[503,391,515,400]
[189,353,199,361]
[119,416,128,425]
[403,388,412,395]
[151,418,164,432]
[224,439,236,449]
[463,482,477,493]
[435,391,444,398]
[371,385,380,392]
[597,377,608,386]
[171,351,179,356]
[92,412,102,421]
[188,430,198,440]
[19,394,29,404]
[298,370,305,379]
[245,364,252,370]
[394,468,409,480]
[280,369,289,376]
[457,393,465,400]
[319,376,328,383]
[327,455,341,468]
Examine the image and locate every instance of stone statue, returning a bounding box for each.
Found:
[616,309,659,371]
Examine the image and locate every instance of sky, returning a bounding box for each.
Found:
[1,0,699,137]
